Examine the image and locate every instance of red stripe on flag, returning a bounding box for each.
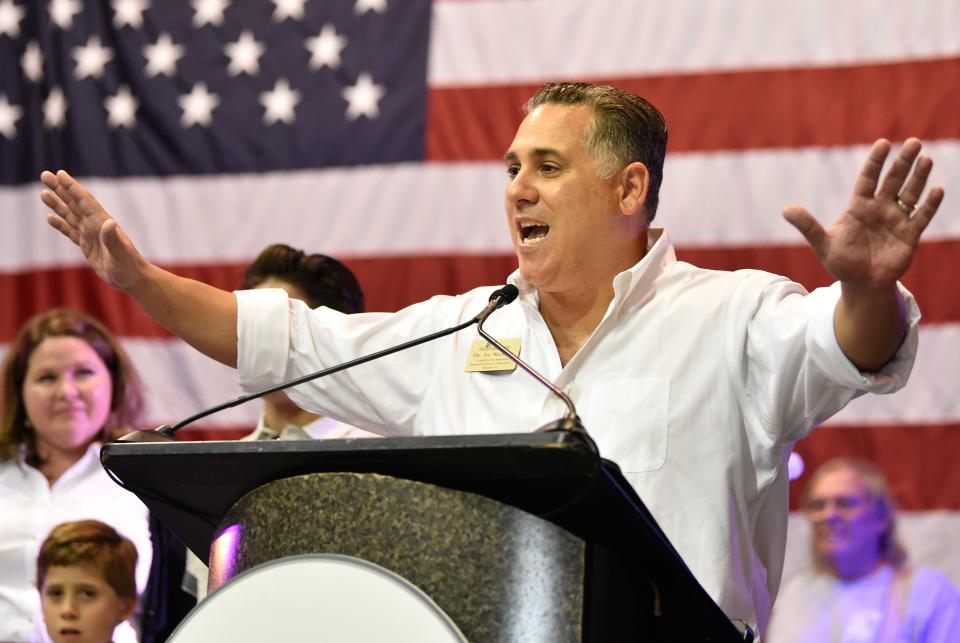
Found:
[426,57,960,160]
[0,265,168,340]
[2,240,956,341]
[0,255,520,340]
[680,239,959,325]
[170,428,251,441]
[789,423,960,511]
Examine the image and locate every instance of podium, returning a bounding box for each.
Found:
[101,431,748,641]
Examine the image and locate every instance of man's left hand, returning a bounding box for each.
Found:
[783,137,943,290]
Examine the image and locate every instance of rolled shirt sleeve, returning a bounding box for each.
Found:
[236,288,294,391]
[742,279,920,445]
[234,286,452,435]
[803,281,919,393]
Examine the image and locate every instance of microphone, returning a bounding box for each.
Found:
[473,283,520,322]
[475,286,585,434]
[119,285,522,443]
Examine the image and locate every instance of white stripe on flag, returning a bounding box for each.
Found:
[429,0,960,86]
[831,323,960,426]
[7,140,959,270]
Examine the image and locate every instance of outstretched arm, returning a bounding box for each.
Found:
[40,170,239,368]
[783,138,943,372]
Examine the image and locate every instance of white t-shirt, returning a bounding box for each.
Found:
[767,564,960,642]
[235,228,919,632]
[0,442,152,643]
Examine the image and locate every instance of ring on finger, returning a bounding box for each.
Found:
[895,197,916,215]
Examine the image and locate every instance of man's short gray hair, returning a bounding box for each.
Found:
[525,82,668,222]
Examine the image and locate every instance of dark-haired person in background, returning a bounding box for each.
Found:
[183,244,378,601]
[38,81,944,636]
[238,243,377,441]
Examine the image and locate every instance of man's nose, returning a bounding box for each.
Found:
[506,170,538,207]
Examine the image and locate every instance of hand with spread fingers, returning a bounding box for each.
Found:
[783,138,945,371]
[40,170,150,293]
[783,138,943,290]
[39,169,240,367]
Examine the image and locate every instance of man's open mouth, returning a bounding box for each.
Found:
[519,222,550,245]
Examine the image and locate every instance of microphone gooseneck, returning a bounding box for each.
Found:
[119,285,524,443]
[472,283,520,322]
[475,289,585,434]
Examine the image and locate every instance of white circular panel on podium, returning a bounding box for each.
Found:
[169,554,468,642]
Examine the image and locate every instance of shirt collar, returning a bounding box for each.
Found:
[507,227,676,311]
[17,441,104,485]
[17,440,102,464]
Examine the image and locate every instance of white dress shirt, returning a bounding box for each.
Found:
[235,228,919,634]
[0,442,152,643]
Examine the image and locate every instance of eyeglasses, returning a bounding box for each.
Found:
[804,494,871,513]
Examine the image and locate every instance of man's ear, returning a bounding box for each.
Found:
[618,161,650,218]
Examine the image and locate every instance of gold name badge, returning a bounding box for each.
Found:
[464,339,522,372]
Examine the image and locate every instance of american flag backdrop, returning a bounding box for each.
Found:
[2,0,959,591]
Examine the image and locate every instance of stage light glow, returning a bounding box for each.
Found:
[788,452,805,481]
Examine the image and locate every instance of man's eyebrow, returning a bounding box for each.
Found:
[502,147,564,163]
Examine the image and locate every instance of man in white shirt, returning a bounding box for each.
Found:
[38,82,944,636]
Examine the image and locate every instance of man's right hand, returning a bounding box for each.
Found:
[39,169,240,368]
[40,170,150,292]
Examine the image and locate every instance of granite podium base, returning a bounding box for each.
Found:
[207,472,587,642]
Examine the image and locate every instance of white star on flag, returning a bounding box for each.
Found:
[260,78,301,125]
[43,87,68,129]
[21,41,44,83]
[272,0,306,22]
[191,0,229,27]
[112,0,149,28]
[225,30,265,76]
[73,36,114,80]
[341,72,384,120]
[144,33,185,77]
[0,0,26,37]
[354,0,387,15]
[50,0,82,30]
[105,85,138,128]
[0,93,22,139]
[306,23,347,70]
[179,82,220,127]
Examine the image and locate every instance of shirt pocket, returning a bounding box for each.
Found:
[585,377,669,472]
